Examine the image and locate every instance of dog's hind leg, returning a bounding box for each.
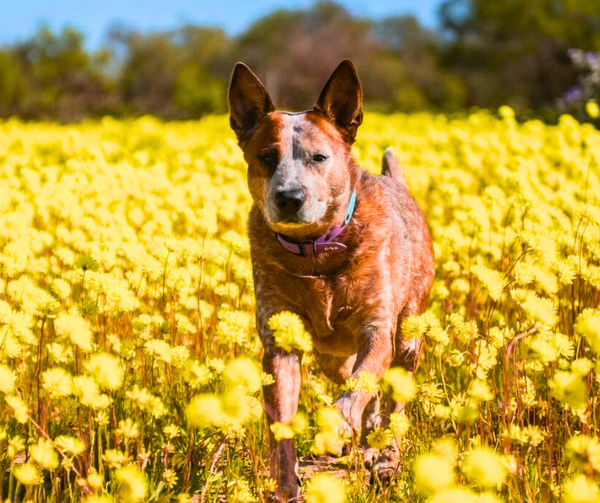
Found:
[372,331,424,484]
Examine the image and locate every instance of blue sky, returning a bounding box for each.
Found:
[0,0,444,47]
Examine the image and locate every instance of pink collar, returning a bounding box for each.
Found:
[275,189,357,257]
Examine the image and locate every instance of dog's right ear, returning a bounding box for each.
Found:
[228,63,275,144]
[314,59,363,144]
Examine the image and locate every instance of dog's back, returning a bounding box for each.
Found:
[377,150,434,316]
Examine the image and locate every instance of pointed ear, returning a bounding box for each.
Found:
[228,63,275,144]
[314,59,363,144]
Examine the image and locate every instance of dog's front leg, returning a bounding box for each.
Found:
[262,347,301,502]
[334,327,394,431]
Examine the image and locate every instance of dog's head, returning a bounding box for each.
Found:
[228,60,363,237]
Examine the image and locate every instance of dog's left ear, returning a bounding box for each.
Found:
[228,62,275,144]
[314,59,363,144]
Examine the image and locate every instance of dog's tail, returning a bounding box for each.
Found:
[381,147,407,186]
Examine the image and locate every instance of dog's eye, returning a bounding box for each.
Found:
[312,154,328,163]
[258,152,278,166]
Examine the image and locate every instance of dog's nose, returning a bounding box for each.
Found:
[274,189,305,215]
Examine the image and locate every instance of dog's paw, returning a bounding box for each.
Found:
[362,447,379,469]
[267,482,300,503]
[371,448,400,485]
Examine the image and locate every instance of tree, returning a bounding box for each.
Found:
[374,15,466,110]
[13,26,109,120]
[235,2,439,112]
[107,24,230,118]
[439,0,600,111]
[0,51,26,116]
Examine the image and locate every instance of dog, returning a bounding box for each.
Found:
[228,59,434,501]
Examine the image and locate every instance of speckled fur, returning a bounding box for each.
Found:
[228,60,434,502]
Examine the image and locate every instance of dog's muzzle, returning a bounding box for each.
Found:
[274,189,306,219]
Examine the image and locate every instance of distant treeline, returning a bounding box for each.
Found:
[0,0,599,121]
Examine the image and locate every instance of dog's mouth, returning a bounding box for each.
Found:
[275,216,308,226]
[269,215,313,230]
[266,207,341,245]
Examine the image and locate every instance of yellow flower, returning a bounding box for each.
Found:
[187,394,224,427]
[462,446,508,488]
[455,320,479,344]
[4,105,600,501]
[82,496,113,503]
[51,278,71,300]
[6,395,28,423]
[184,360,211,387]
[402,312,441,340]
[499,105,515,119]
[73,376,110,409]
[511,289,557,326]
[383,368,416,403]
[342,371,379,395]
[144,339,173,364]
[468,380,494,402]
[270,422,294,441]
[550,371,588,409]
[7,435,25,459]
[435,437,458,461]
[171,345,190,367]
[522,336,557,363]
[572,358,593,376]
[55,436,86,456]
[367,427,393,449]
[116,419,139,439]
[13,462,41,485]
[435,404,452,419]
[414,453,455,495]
[586,101,600,119]
[42,368,73,398]
[223,358,262,394]
[507,424,545,446]
[54,312,93,352]
[268,311,312,353]
[575,313,600,353]
[429,487,490,503]
[86,471,104,491]
[163,424,181,440]
[389,412,410,438]
[313,407,346,455]
[471,264,505,301]
[34,292,61,318]
[30,438,59,470]
[305,473,346,503]
[222,230,250,255]
[565,435,600,473]
[115,464,148,502]
[86,353,124,390]
[401,315,428,339]
[162,468,178,489]
[102,449,128,469]
[290,412,307,433]
[228,478,254,503]
[0,364,15,394]
[563,475,600,503]
[356,371,379,395]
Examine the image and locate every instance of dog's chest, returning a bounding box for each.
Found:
[298,276,366,355]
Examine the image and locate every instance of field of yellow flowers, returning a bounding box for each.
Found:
[0,108,600,503]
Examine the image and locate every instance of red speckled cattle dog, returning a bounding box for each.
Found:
[228,59,434,502]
